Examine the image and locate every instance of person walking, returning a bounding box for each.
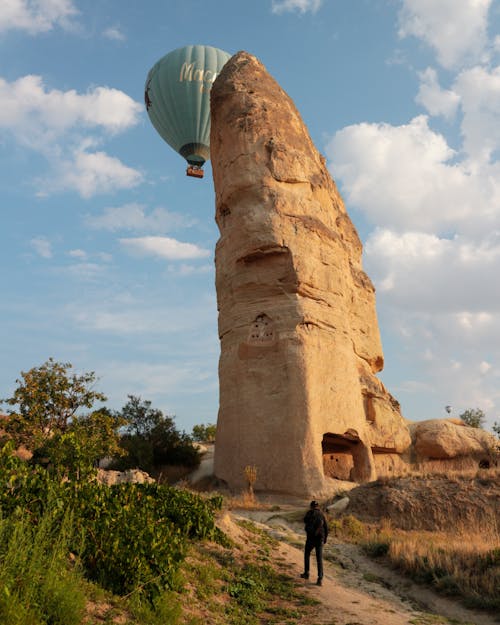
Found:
[300,500,328,586]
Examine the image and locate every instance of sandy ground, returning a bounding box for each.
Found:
[228,508,497,625]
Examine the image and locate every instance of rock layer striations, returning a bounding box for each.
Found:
[211,52,410,496]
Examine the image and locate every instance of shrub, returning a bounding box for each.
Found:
[459,408,486,429]
[0,443,223,604]
[0,506,86,625]
[329,514,367,541]
[113,396,201,475]
[192,423,216,443]
[363,540,390,558]
[64,482,223,600]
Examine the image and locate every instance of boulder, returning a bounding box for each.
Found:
[411,419,497,460]
[327,496,350,515]
[211,52,410,497]
[96,468,154,486]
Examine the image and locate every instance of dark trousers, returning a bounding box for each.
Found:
[304,535,324,579]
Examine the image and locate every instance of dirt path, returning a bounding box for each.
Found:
[231,508,496,625]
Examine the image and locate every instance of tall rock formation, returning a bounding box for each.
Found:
[211,52,410,497]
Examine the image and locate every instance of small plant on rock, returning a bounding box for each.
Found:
[244,465,258,502]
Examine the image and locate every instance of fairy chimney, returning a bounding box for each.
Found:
[211,52,410,497]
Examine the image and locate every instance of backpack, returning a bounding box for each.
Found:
[305,509,323,536]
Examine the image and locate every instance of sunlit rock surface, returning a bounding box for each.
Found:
[211,52,410,496]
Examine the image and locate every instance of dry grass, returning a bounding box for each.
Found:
[352,516,500,613]
[224,493,276,511]
[329,469,500,614]
[244,465,258,501]
[402,465,500,481]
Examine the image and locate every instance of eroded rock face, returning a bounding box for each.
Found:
[211,52,410,496]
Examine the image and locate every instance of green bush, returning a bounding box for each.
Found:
[0,444,223,603]
[66,482,222,599]
[0,507,86,625]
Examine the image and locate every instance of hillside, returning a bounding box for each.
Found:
[338,470,500,530]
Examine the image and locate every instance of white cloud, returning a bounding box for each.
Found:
[100,360,217,412]
[68,249,87,259]
[327,115,500,236]
[454,64,500,163]
[66,249,113,266]
[85,203,192,233]
[0,75,142,142]
[416,63,500,165]
[397,379,434,393]
[479,361,492,374]
[0,74,143,197]
[30,236,52,258]
[416,68,461,119]
[364,229,500,312]
[0,0,78,34]
[271,0,322,15]
[102,25,125,41]
[362,225,500,428]
[378,307,500,426]
[398,0,492,69]
[42,147,143,198]
[69,292,217,336]
[328,111,500,428]
[119,236,210,261]
[62,262,105,281]
[324,0,500,429]
[75,309,161,334]
[167,263,213,276]
[328,116,474,232]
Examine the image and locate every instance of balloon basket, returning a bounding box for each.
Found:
[186,165,204,179]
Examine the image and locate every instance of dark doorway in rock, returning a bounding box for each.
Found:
[322,432,360,481]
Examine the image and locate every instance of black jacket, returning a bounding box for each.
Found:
[304,508,328,542]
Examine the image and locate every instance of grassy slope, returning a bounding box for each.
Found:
[82,516,321,625]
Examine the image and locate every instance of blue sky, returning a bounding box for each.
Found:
[1,0,499,432]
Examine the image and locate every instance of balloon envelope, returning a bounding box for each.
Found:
[145,45,231,167]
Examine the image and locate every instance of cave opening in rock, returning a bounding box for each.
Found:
[322,432,360,481]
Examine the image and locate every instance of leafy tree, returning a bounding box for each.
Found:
[1,359,124,478]
[493,422,500,439]
[459,408,486,429]
[119,394,164,437]
[2,358,106,451]
[192,422,216,443]
[40,408,127,479]
[114,395,200,474]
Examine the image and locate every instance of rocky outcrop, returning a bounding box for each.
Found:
[409,419,498,470]
[211,52,410,497]
[96,468,154,486]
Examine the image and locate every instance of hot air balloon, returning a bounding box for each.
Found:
[145,45,231,179]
